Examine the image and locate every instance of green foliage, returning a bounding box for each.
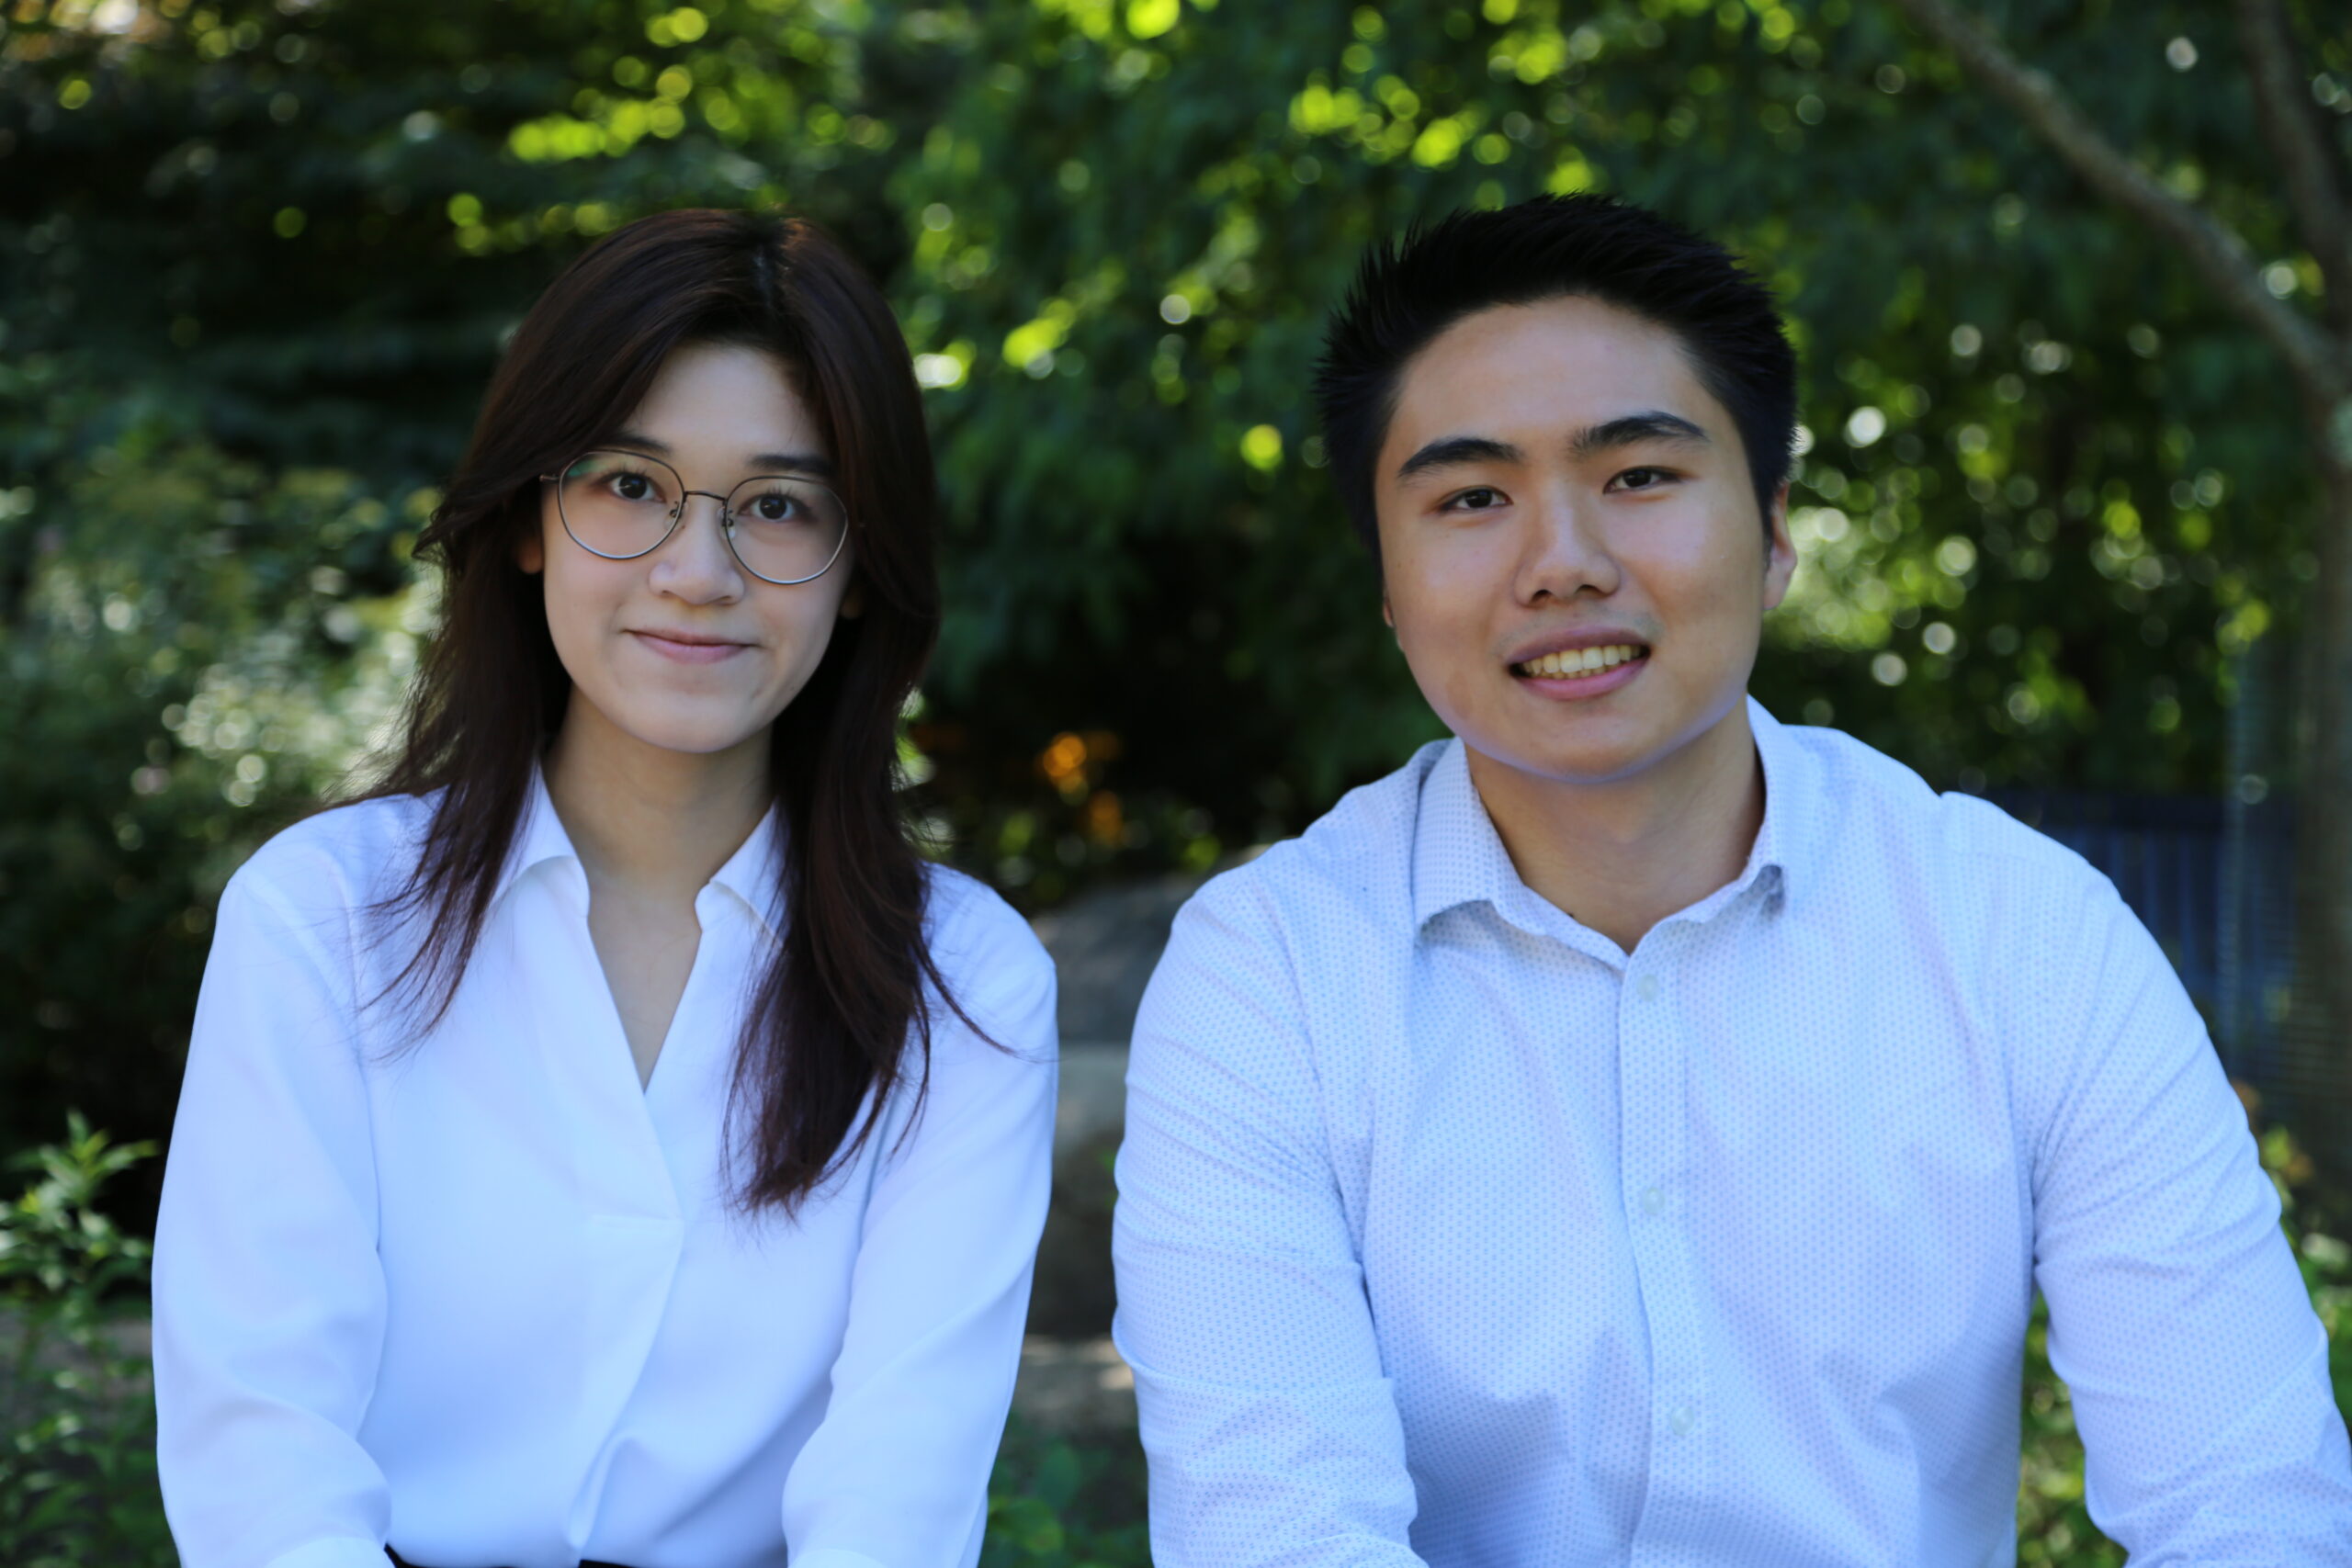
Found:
[984,1419,1151,1568]
[893,0,2330,866]
[0,1115,171,1568]
[0,434,431,1209]
[4,1,2346,1194]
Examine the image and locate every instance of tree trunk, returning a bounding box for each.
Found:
[2297,409,2352,1158]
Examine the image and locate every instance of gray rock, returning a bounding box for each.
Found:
[1030,1048,1125,1338]
[1031,874,1201,1047]
[1010,1334,1136,1434]
[1025,875,1199,1337]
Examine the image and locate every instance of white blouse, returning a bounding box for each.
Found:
[153,780,1058,1568]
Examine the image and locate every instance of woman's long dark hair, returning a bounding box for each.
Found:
[366,209,953,1213]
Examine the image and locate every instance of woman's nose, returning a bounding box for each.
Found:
[650,492,747,600]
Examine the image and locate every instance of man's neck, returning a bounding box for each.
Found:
[1463,699,1766,954]
[541,694,771,905]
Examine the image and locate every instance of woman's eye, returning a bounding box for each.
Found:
[749,493,794,522]
[614,473,653,502]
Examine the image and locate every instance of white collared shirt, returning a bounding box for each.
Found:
[154,781,1057,1568]
[1114,698,2352,1566]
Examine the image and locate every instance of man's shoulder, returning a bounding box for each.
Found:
[1183,739,1449,941]
[1790,719,2108,902]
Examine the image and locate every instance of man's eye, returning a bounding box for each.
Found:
[1445,487,1506,512]
[1611,467,1675,492]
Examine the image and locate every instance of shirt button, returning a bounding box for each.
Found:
[1635,974,1660,1002]
[1639,1186,1666,1216]
[1668,1404,1696,1437]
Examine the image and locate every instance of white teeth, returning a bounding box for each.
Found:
[1519,644,1643,678]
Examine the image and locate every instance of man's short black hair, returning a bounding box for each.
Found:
[1313,194,1798,557]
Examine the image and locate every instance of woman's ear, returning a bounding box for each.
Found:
[516,527,545,575]
[839,579,865,619]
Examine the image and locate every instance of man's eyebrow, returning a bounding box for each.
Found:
[1395,434,1525,482]
[607,429,834,479]
[1569,411,1710,458]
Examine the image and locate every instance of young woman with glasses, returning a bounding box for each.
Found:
[151,210,1057,1568]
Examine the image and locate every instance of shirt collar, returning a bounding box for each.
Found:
[707,807,787,940]
[488,769,581,912]
[490,769,788,941]
[1410,737,1524,931]
[1410,694,1821,933]
[1745,694,1824,911]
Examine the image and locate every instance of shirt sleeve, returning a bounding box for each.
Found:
[2025,871,2352,1562]
[780,886,1059,1568]
[1113,879,1426,1568]
[152,870,395,1568]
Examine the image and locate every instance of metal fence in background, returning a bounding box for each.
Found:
[1986,637,2348,1164]
[1991,787,2337,1156]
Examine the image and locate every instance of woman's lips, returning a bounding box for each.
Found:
[629,629,752,665]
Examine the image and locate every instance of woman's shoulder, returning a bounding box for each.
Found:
[228,791,437,919]
[922,862,1049,977]
[921,863,1056,1040]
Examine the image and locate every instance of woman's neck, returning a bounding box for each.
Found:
[540,689,772,901]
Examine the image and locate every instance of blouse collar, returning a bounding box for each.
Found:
[490,768,787,942]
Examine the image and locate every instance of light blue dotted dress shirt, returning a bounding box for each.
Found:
[1114,698,2352,1566]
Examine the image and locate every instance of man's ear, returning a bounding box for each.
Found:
[1381,589,1395,630]
[1759,480,1796,613]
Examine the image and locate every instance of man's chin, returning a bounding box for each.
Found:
[1461,728,1668,792]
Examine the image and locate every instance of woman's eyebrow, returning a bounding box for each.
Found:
[749,452,834,479]
[607,428,673,456]
[608,429,834,479]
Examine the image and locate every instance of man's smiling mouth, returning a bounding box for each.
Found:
[1511,642,1648,679]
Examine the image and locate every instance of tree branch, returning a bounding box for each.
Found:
[2235,0,2352,319]
[1887,0,2346,404]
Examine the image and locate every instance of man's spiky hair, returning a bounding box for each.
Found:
[1313,194,1799,558]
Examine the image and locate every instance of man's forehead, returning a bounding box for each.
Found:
[1385,300,1725,457]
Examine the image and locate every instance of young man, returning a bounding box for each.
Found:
[1112,195,2352,1565]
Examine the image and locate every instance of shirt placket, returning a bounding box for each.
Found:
[531,862,689,1548]
[1621,927,1714,1562]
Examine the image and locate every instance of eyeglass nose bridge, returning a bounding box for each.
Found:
[665,488,744,531]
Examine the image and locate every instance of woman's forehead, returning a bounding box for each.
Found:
[624,340,825,468]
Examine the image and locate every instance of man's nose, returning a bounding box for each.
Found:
[1516,485,1619,603]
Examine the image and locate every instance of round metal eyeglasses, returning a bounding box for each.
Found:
[541,449,850,587]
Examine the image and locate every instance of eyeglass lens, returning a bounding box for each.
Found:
[553,451,847,585]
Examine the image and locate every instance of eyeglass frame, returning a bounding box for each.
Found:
[537,447,852,588]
